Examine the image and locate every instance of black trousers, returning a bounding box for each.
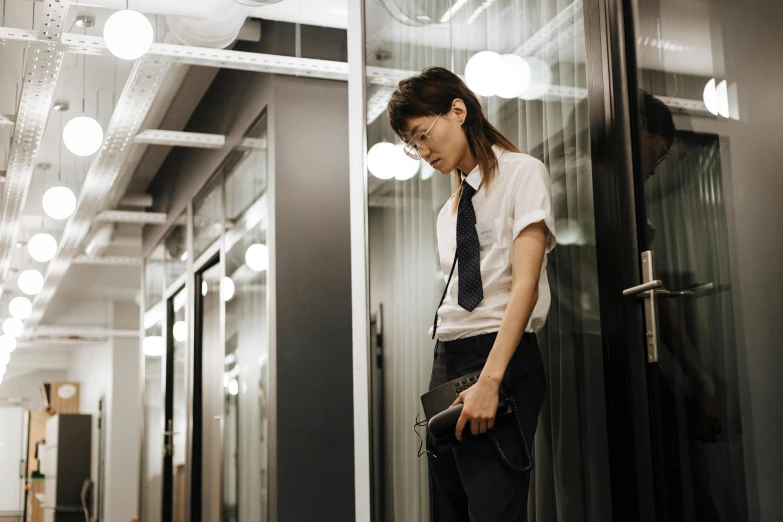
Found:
[427,332,546,522]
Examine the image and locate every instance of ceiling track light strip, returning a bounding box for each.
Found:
[0,0,71,302]
[511,0,583,59]
[72,255,142,266]
[134,129,226,149]
[94,210,168,225]
[24,55,172,331]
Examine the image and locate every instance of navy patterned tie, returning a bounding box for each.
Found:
[457,180,483,311]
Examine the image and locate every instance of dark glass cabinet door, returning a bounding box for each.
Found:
[619,0,783,520]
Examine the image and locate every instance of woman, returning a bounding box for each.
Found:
[386,66,555,521]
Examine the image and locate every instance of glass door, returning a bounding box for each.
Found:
[165,288,188,522]
[194,260,223,522]
[620,0,783,520]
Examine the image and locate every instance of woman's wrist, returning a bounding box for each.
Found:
[480,370,503,390]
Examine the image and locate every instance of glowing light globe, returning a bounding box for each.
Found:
[222,277,235,302]
[497,54,532,99]
[104,10,154,60]
[42,186,76,220]
[28,233,57,263]
[465,51,505,97]
[63,116,104,156]
[9,296,32,320]
[0,335,17,354]
[519,57,552,100]
[143,336,165,357]
[0,351,9,366]
[3,317,23,338]
[367,142,399,180]
[18,269,44,296]
[173,320,187,343]
[245,244,269,273]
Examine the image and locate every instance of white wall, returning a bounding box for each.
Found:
[67,342,112,507]
[0,370,67,410]
[104,302,141,522]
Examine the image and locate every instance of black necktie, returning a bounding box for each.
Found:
[457,181,483,311]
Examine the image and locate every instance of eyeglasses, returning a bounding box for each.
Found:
[403,114,441,160]
[654,134,689,168]
[654,134,672,166]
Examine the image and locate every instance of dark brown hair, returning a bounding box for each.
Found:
[386,67,519,207]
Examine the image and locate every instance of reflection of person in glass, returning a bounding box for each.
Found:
[386,67,555,522]
[639,92,723,520]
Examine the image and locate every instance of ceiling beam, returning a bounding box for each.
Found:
[24,54,173,332]
[27,325,138,339]
[0,0,71,300]
[134,129,226,149]
[95,210,168,225]
[72,255,142,266]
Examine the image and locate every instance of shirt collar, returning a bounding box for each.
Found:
[460,145,503,190]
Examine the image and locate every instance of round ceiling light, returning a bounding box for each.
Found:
[63,116,104,157]
[228,378,239,396]
[245,244,269,273]
[0,365,6,378]
[28,233,57,263]
[104,10,154,60]
[173,321,187,343]
[3,318,23,338]
[222,277,235,302]
[703,78,729,118]
[0,335,17,354]
[497,54,532,99]
[367,142,421,181]
[367,142,399,180]
[519,57,552,100]
[9,296,32,320]
[18,269,44,296]
[201,280,208,297]
[42,186,77,220]
[143,336,165,357]
[0,351,9,366]
[465,51,505,97]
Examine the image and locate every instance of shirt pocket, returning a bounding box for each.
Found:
[479,216,512,271]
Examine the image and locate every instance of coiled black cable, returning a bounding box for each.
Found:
[489,397,533,472]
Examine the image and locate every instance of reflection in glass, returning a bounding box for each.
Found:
[222,201,269,522]
[193,177,224,259]
[198,261,223,522]
[225,111,268,221]
[142,317,164,522]
[364,0,611,520]
[630,0,783,517]
[164,213,188,286]
[169,288,188,522]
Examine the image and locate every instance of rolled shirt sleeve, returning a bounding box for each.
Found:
[512,158,556,252]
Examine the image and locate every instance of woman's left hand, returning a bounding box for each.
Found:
[452,378,500,441]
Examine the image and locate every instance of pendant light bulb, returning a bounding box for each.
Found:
[42,186,76,220]
[63,116,104,156]
[104,10,154,60]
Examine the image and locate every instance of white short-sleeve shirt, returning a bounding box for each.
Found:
[432,146,556,341]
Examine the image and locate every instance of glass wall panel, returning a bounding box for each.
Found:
[142,243,165,522]
[198,261,223,522]
[225,112,268,222]
[221,187,270,521]
[164,212,189,287]
[194,176,224,259]
[629,0,783,519]
[364,1,611,520]
[169,288,188,522]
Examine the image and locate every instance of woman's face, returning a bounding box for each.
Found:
[403,100,471,174]
[640,127,670,181]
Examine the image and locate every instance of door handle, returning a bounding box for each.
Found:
[623,250,660,364]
